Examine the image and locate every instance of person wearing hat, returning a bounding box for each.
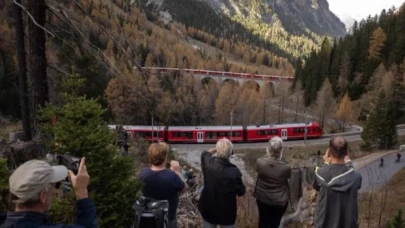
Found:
[0,158,97,228]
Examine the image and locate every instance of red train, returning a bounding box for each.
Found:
[141,67,295,82]
[108,122,322,143]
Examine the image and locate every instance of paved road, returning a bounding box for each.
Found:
[356,151,405,192]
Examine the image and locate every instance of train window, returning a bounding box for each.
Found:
[212,132,217,139]
[173,132,180,137]
[138,131,148,137]
[206,132,212,139]
[272,130,278,134]
[257,131,264,136]
[219,132,226,137]
[299,128,305,133]
[234,132,241,137]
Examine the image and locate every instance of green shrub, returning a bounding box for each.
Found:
[40,72,142,227]
[386,209,405,228]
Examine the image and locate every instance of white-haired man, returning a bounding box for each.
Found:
[0,158,96,228]
[198,138,245,228]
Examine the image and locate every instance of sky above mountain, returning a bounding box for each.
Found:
[328,0,404,21]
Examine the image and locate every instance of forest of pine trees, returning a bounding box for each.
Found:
[293,3,405,148]
[295,4,405,124]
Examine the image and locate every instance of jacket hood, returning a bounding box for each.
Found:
[315,167,359,192]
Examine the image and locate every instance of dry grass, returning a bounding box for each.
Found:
[0,123,22,141]
[358,168,405,228]
[235,189,259,228]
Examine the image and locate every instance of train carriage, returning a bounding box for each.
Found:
[283,122,322,140]
[167,126,244,143]
[109,125,166,142]
[246,122,322,142]
[246,125,280,142]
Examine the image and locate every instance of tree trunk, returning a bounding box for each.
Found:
[28,0,48,138]
[14,0,32,141]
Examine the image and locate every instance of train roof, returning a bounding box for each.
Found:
[168,126,243,131]
[246,122,319,130]
[108,122,319,131]
[108,125,166,131]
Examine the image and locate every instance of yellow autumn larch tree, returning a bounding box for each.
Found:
[336,93,353,132]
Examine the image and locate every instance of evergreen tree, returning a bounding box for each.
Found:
[0,158,11,211]
[386,209,405,228]
[361,91,398,150]
[295,2,405,122]
[40,72,141,227]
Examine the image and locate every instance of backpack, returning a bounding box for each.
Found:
[132,196,169,228]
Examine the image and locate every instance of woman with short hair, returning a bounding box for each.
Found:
[254,137,291,228]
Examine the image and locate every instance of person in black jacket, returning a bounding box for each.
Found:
[198,138,246,228]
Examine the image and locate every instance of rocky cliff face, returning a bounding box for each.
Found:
[140,0,346,58]
[201,0,346,37]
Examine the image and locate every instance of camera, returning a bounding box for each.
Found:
[56,154,81,194]
[56,154,81,175]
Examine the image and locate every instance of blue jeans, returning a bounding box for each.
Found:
[202,219,235,228]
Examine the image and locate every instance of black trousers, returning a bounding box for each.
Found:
[256,200,288,228]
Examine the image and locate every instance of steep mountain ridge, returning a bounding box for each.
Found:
[141,0,346,58]
[203,0,346,37]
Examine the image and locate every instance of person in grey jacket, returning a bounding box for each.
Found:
[254,136,291,228]
[313,136,362,228]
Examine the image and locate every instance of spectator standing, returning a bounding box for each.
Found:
[198,138,245,228]
[254,136,291,228]
[138,142,186,228]
[0,158,96,228]
[313,136,362,228]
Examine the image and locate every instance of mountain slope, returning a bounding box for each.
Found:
[140,0,346,58]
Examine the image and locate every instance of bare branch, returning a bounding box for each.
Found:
[47,64,70,76]
[13,0,55,38]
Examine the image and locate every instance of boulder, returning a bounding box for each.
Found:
[0,139,46,170]
[9,131,25,143]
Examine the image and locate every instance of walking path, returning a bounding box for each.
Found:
[353,150,405,192]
